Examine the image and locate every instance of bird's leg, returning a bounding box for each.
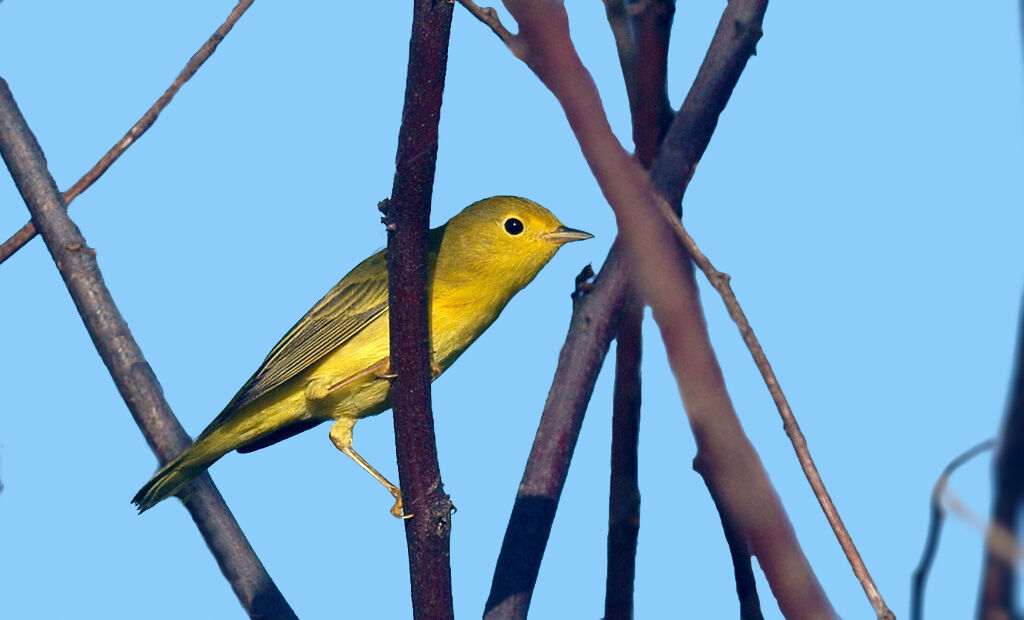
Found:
[429,351,442,379]
[307,358,393,401]
[374,357,397,380]
[329,417,411,520]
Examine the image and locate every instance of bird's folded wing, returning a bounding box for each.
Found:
[216,249,391,420]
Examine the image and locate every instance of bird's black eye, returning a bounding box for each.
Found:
[504,217,524,235]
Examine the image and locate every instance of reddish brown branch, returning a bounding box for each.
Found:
[383,1,456,618]
[979,296,1024,620]
[655,198,888,619]
[0,77,295,620]
[463,0,789,615]
[463,0,893,617]
[0,0,253,265]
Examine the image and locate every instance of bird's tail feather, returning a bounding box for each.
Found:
[131,436,228,513]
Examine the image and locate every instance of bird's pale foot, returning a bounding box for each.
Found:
[390,490,414,520]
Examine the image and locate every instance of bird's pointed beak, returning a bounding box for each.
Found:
[544,225,593,244]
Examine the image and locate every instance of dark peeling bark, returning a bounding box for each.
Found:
[0,77,295,620]
[383,0,456,618]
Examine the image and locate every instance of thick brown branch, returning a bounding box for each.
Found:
[0,0,253,265]
[0,77,295,620]
[979,295,1024,620]
[911,440,996,620]
[384,1,456,618]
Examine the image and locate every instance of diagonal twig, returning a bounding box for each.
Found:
[382,0,456,618]
[0,77,295,620]
[0,0,254,266]
[651,195,889,618]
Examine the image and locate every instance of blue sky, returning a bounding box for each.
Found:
[1,2,1022,618]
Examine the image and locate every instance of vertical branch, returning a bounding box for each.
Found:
[484,257,630,620]
[978,296,1024,620]
[601,2,674,616]
[383,1,455,618]
[627,0,675,167]
[0,78,295,620]
[604,301,643,620]
[0,0,254,265]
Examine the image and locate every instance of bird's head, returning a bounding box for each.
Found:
[435,196,592,301]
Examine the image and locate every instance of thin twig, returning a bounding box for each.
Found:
[0,0,254,265]
[384,1,456,618]
[0,77,295,620]
[456,0,521,56]
[653,196,892,619]
[911,439,996,620]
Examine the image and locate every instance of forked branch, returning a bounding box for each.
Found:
[461,1,892,618]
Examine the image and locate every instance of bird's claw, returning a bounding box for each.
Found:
[390,496,413,520]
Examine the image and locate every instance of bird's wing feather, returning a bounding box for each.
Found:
[216,249,391,420]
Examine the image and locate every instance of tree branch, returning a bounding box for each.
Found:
[910,439,996,620]
[625,0,675,167]
[465,0,893,616]
[979,294,1024,620]
[601,3,675,616]
[605,300,643,620]
[484,256,630,620]
[655,195,887,619]
[383,0,456,618]
[0,0,254,265]
[459,0,787,616]
[0,77,295,620]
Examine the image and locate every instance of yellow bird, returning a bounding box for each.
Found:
[133,196,591,517]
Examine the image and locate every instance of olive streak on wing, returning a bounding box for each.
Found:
[198,224,447,441]
[214,250,391,423]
